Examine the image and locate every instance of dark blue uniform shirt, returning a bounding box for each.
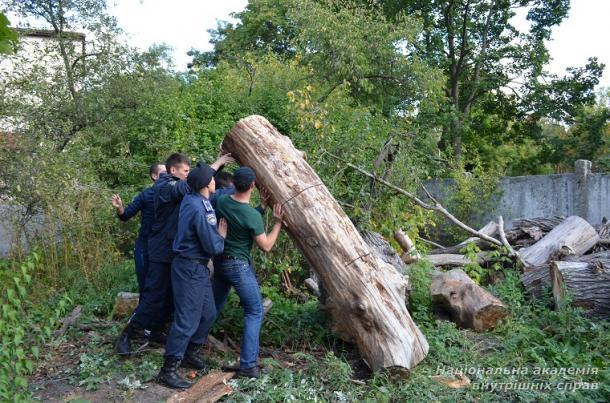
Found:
[148,172,191,263]
[173,193,225,260]
[118,186,155,239]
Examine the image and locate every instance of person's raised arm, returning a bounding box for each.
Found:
[210,153,235,172]
[112,192,145,221]
[254,204,284,253]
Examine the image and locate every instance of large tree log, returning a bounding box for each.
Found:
[222,115,428,372]
[505,216,565,248]
[520,216,599,268]
[430,269,506,331]
[551,260,610,318]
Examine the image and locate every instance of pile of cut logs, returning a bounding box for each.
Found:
[412,215,610,325]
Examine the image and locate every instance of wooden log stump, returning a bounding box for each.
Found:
[222,115,428,372]
[551,260,610,318]
[431,269,506,331]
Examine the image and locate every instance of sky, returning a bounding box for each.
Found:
[9,0,610,88]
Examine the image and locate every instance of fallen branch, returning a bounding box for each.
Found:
[329,153,502,247]
[53,305,82,337]
[497,216,518,258]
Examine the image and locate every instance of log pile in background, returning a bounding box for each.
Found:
[423,214,610,319]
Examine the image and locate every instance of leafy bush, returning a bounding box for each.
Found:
[0,253,71,401]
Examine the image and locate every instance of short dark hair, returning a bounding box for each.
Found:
[149,162,164,176]
[165,153,190,172]
[215,171,234,188]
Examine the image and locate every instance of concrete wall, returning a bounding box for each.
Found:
[425,160,610,228]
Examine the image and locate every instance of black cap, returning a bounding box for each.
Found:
[187,163,215,192]
[233,166,256,188]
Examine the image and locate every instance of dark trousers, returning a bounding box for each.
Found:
[134,237,149,294]
[164,256,216,360]
[130,260,173,331]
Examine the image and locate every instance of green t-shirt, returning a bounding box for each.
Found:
[215,195,265,261]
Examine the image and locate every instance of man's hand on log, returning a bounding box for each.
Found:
[273,204,285,227]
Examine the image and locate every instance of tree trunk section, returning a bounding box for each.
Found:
[430,269,506,331]
[551,260,610,318]
[520,216,599,268]
[520,265,550,298]
[221,115,428,372]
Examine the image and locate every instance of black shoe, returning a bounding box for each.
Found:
[157,358,192,389]
[181,343,209,371]
[236,366,261,379]
[145,329,167,346]
[115,324,135,356]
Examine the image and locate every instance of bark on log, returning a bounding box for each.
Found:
[519,216,599,268]
[431,269,506,331]
[362,230,411,305]
[520,265,551,298]
[166,371,234,403]
[551,260,610,318]
[222,115,428,372]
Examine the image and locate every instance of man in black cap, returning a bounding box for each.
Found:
[157,163,227,389]
[212,166,284,379]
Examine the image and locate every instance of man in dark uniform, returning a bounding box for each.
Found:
[212,167,284,379]
[116,152,234,355]
[157,164,227,389]
[111,162,166,293]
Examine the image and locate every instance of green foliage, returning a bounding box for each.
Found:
[0,253,71,401]
[0,12,18,54]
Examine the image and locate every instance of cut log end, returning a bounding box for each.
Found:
[474,304,507,331]
[431,269,506,331]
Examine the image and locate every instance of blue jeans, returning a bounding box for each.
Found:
[134,237,149,294]
[164,256,216,360]
[213,258,263,370]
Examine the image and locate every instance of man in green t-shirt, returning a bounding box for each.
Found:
[213,166,284,379]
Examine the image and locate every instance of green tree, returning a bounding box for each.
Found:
[378,0,604,161]
[0,12,18,54]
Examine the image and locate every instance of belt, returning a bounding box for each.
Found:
[221,255,239,260]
